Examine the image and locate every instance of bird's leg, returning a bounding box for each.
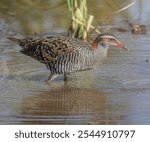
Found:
[64,73,68,82]
[47,74,58,83]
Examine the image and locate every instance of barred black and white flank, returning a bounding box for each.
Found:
[7,34,129,82]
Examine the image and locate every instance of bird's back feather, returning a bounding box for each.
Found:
[7,36,93,63]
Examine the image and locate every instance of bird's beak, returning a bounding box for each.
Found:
[117,42,129,51]
[122,45,129,51]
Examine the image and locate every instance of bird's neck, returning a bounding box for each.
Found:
[92,42,109,56]
[93,43,109,65]
[98,44,108,55]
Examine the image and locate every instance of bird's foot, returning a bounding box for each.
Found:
[47,75,58,84]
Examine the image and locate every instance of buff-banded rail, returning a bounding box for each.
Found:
[7,34,129,82]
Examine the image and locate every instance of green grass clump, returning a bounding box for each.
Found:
[67,0,100,40]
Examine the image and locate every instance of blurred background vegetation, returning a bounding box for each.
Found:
[0,0,136,37]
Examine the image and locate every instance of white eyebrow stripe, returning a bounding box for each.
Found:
[101,35,121,42]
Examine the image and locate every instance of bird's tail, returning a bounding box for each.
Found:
[7,36,21,44]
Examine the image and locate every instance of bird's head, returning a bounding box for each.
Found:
[92,34,129,51]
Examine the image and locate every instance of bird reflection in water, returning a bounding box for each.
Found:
[20,85,123,125]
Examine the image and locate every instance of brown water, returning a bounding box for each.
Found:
[0,0,150,124]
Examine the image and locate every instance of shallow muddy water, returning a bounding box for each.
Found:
[0,0,150,124]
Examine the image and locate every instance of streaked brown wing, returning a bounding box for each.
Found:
[39,36,78,61]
